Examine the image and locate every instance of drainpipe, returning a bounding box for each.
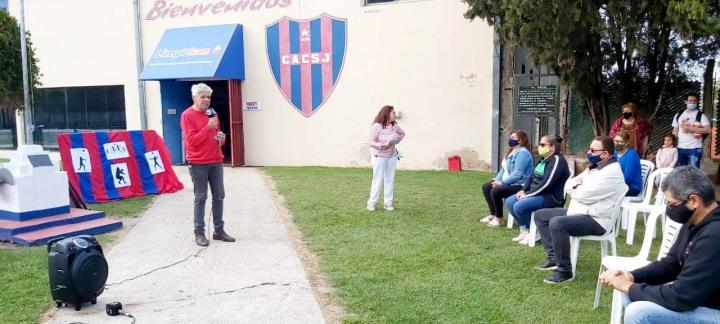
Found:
[491,33,501,172]
[132,0,148,129]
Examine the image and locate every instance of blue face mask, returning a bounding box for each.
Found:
[587,153,603,166]
[508,139,519,147]
[687,103,698,110]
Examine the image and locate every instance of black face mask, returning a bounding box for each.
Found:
[666,201,695,224]
[623,112,633,120]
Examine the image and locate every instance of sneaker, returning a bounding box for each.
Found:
[487,218,501,227]
[512,230,528,242]
[535,260,558,271]
[366,205,375,211]
[384,204,394,211]
[480,215,495,223]
[518,235,531,245]
[543,271,574,284]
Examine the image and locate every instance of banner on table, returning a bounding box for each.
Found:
[58,130,184,203]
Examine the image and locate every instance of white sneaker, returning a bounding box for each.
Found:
[366,205,375,211]
[480,215,495,223]
[384,204,394,211]
[519,235,530,245]
[487,218,501,227]
[512,231,528,242]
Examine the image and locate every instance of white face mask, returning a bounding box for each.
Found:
[687,103,698,110]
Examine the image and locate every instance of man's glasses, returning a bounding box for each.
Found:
[665,199,686,207]
[587,148,606,153]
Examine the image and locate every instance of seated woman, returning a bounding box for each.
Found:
[481,130,534,227]
[614,130,643,196]
[505,135,570,244]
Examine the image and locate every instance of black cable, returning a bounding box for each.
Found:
[123,312,135,324]
[105,245,208,287]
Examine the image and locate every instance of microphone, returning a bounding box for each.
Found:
[205,108,221,143]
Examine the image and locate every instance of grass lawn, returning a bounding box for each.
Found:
[0,195,154,324]
[265,167,660,323]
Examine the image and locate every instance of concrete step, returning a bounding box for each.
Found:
[11,218,123,246]
[0,208,106,238]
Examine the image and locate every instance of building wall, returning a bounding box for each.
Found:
[11,0,495,170]
[8,0,143,130]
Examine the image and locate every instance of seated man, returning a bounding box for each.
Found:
[533,136,627,284]
[600,166,720,323]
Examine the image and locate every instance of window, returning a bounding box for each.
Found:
[33,86,126,148]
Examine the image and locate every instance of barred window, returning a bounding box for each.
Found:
[33,85,126,148]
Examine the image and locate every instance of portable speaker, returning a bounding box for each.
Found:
[48,235,108,311]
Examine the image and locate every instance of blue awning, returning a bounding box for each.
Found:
[139,24,245,81]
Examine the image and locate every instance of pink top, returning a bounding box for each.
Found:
[655,147,678,168]
[369,123,405,158]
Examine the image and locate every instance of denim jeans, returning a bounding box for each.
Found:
[534,208,606,274]
[622,293,720,323]
[677,148,702,168]
[189,163,225,234]
[505,195,545,229]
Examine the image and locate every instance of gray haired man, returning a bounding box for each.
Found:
[600,166,720,323]
[180,83,235,246]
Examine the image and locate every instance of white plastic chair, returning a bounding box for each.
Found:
[606,215,682,323]
[621,160,655,229]
[621,168,673,245]
[526,166,576,247]
[593,193,665,309]
[569,185,629,276]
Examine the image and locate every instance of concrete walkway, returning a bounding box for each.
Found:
[46,166,325,324]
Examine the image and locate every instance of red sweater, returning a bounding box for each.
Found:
[180,106,223,164]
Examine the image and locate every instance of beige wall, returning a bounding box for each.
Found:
[12,0,495,169]
[9,0,144,130]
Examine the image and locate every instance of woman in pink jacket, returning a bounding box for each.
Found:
[367,105,405,211]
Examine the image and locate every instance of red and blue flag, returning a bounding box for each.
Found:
[266,14,347,117]
[58,130,184,203]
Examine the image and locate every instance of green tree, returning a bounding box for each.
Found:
[0,9,40,111]
[464,0,720,136]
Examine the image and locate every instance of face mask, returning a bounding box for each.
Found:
[508,139,519,147]
[587,153,603,166]
[666,202,695,224]
[537,146,550,157]
[615,144,625,152]
[687,103,698,110]
[622,112,633,119]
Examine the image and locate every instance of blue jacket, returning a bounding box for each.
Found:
[617,148,643,196]
[494,147,533,187]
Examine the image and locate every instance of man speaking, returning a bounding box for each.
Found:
[180,83,235,246]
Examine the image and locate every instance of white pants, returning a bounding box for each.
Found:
[368,155,398,207]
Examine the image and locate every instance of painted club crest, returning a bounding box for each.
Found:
[266,14,347,117]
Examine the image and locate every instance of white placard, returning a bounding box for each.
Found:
[70,148,91,173]
[244,101,260,111]
[104,141,130,160]
[110,163,131,188]
[144,150,165,175]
